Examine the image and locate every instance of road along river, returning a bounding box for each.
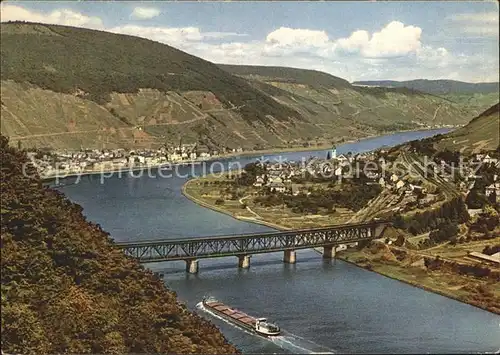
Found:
[59,129,500,354]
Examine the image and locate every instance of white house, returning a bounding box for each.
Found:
[390,174,399,182]
[270,176,283,184]
[485,183,500,202]
[409,184,427,194]
[396,180,405,190]
[269,182,286,193]
[336,154,348,163]
[253,177,264,187]
[483,154,498,164]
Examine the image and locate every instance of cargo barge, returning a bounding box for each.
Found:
[202,297,280,336]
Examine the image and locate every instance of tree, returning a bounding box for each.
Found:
[466,189,488,209]
[488,190,497,205]
[0,134,238,355]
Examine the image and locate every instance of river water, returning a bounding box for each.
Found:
[59,129,500,354]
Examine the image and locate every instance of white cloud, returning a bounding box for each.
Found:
[447,11,499,36]
[108,25,248,46]
[0,4,497,83]
[202,32,249,39]
[0,4,103,28]
[336,21,423,58]
[109,25,204,43]
[266,27,330,47]
[262,27,332,57]
[130,7,161,20]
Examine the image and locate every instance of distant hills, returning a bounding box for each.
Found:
[352,79,499,95]
[0,21,484,150]
[436,102,499,153]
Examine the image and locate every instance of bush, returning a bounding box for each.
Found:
[215,198,225,205]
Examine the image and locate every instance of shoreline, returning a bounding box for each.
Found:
[41,127,451,183]
[182,179,291,231]
[182,176,499,316]
[333,253,499,315]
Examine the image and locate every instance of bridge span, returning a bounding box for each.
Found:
[115,221,390,273]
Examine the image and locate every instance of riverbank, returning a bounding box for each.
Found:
[182,178,292,231]
[182,175,500,315]
[221,127,455,159]
[335,247,500,315]
[41,127,453,183]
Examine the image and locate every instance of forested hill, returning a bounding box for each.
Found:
[352,79,499,95]
[0,134,238,354]
[0,21,300,124]
[1,22,473,150]
[218,64,352,89]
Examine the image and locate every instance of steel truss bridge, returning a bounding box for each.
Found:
[115,221,390,264]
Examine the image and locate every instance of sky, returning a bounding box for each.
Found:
[1,1,499,83]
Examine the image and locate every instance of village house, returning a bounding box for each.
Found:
[390,173,399,182]
[290,184,302,196]
[409,184,427,194]
[253,177,264,187]
[483,154,498,164]
[269,182,286,193]
[485,183,500,202]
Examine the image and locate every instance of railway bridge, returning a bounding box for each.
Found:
[115,221,390,273]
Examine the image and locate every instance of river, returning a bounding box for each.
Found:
[59,129,500,354]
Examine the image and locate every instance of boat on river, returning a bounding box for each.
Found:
[202,297,280,336]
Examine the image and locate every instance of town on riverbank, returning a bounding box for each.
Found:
[183,140,500,314]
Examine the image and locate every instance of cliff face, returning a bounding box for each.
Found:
[1,22,473,151]
[0,134,238,354]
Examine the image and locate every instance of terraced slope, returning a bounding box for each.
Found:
[219,64,472,133]
[1,22,472,150]
[352,79,500,116]
[352,79,499,95]
[436,103,500,153]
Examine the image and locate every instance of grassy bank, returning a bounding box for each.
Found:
[182,173,356,229]
[182,178,291,230]
[335,247,500,315]
[183,174,500,315]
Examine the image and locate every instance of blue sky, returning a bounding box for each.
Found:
[1,1,498,82]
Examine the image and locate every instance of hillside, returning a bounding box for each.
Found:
[352,80,499,116]
[352,79,499,95]
[0,134,239,354]
[436,102,500,153]
[1,22,473,151]
[219,64,473,135]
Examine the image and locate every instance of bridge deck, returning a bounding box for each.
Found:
[114,221,390,263]
[115,220,389,247]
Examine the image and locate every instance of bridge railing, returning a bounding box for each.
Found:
[115,220,390,247]
[115,221,391,262]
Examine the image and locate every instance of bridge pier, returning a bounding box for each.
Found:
[323,245,336,259]
[185,259,199,274]
[238,255,251,269]
[283,250,296,264]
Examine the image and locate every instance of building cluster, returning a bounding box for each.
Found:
[247,147,500,209]
[463,153,500,203]
[29,144,241,178]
